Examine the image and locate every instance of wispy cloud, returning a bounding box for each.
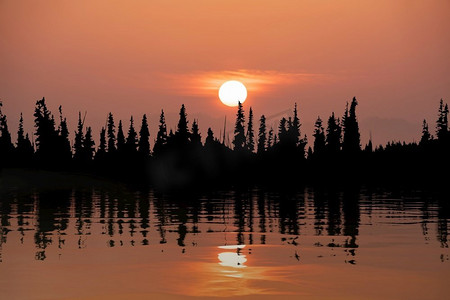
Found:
[162,69,331,96]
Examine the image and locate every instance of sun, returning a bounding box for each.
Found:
[218,80,247,107]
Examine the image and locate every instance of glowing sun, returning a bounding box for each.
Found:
[218,80,247,107]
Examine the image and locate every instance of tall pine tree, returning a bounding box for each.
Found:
[246,107,255,152]
[233,102,246,151]
[257,115,267,154]
[138,114,150,156]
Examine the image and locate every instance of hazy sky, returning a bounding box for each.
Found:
[1,0,449,146]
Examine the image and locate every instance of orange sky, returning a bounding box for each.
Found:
[1,0,449,146]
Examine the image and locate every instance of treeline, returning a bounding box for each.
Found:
[0,97,448,188]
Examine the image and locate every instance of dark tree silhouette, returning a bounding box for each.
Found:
[95,127,107,160]
[191,119,201,147]
[126,116,138,153]
[233,102,246,151]
[342,97,361,153]
[291,103,301,145]
[326,112,341,154]
[267,127,274,149]
[420,119,431,145]
[205,127,215,146]
[57,106,71,161]
[257,115,266,154]
[175,104,190,145]
[313,116,326,156]
[73,112,84,161]
[278,117,288,144]
[0,102,14,166]
[107,113,116,153]
[33,98,58,164]
[246,107,255,152]
[15,113,34,164]
[83,127,95,161]
[116,120,125,153]
[436,99,449,140]
[138,114,150,156]
[153,110,168,155]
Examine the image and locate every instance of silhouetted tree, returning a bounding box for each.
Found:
[233,102,246,151]
[0,102,14,166]
[191,119,201,147]
[126,116,138,153]
[313,116,326,156]
[278,117,288,144]
[326,112,341,154]
[153,110,168,155]
[420,119,431,145]
[342,97,360,153]
[116,120,125,152]
[246,107,255,152]
[175,104,189,145]
[205,128,215,146]
[16,113,34,163]
[73,112,84,161]
[436,99,449,140]
[57,106,71,161]
[138,114,150,156]
[33,97,58,164]
[107,113,116,153]
[267,127,274,149]
[95,127,107,159]
[291,103,301,145]
[257,115,266,154]
[83,127,95,161]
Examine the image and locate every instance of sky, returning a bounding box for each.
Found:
[1,0,449,147]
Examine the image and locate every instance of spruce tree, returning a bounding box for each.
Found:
[313,116,326,155]
[278,117,288,144]
[116,120,125,152]
[83,127,95,161]
[73,112,84,160]
[0,102,14,163]
[176,104,189,144]
[233,102,246,151]
[96,127,107,158]
[126,116,138,153]
[326,112,341,154]
[291,103,301,145]
[205,128,215,146]
[246,107,255,152]
[191,119,201,147]
[267,127,274,149]
[436,99,449,140]
[154,110,168,155]
[257,115,267,154]
[420,119,431,145]
[342,97,360,153]
[33,97,57,161]
[107,113,116,152]
[138,114,150,156]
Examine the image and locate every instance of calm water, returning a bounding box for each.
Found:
[0,184,449,299]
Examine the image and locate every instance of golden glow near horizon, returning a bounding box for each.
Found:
[218,81,247,107]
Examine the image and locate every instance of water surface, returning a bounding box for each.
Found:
[0,185,449,299]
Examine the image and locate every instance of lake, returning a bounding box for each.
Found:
[0,183,449,299]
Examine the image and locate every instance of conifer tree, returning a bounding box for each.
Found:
[0,102,14,163]
[16,114,34,163]
[233,102,246,151]
[126,116,138,153]
[73,112,84,160]
[107,113,116,152]
[313,116,326,155]
[257,115,267,154]
[267,127,274,149]
[205,128,215,146]
[342,97,360,153]
[436,99,449,140]
[83,127,95,161]
[326,112,341,154]
[138,114,150,156]
[33,97,57,161]
[191,119,201,146]
[292,103,301,145]
[117,120,126,152]
[420,119,431,145]
[278,117,288,144]
[154,110,168,155]
[96,127,107,158]
[17,113,26,147]
[176,104,189,144]
[246,107,255,152]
